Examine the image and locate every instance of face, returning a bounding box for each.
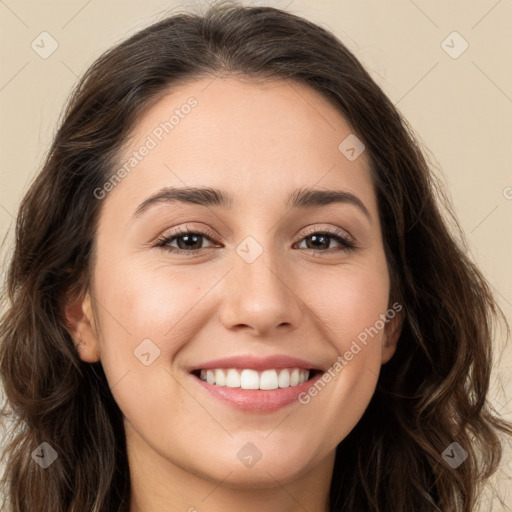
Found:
[68,77,401,495]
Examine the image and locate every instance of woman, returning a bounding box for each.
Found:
[0,2,510,511]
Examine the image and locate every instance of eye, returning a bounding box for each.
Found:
[295,227,356,252]
[155,225,357,255]
[155,225,220,254]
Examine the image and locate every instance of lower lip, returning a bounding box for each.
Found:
[190,371,323,413]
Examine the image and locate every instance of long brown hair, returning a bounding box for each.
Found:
[1,2,510,511]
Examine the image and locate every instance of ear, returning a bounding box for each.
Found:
[62,290,100,363]
[381,304,403,365]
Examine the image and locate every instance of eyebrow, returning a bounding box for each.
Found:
[132,186,371,222]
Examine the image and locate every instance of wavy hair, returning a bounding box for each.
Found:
[1,2,510,511]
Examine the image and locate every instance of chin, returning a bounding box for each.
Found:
[196,448,320,490]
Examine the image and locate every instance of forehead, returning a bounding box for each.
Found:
[107,76,376,214]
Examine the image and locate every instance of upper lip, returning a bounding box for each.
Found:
[189,355,324,373]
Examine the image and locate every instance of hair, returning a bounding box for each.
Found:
[1,1,510,511]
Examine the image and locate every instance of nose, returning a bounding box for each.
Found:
[218,241,303,337]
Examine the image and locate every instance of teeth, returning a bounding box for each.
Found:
[197,368,311,389]
[260,369,279,390]
[225,369,239,387]
[278,369,290,388]
[241,369,259,389]
[290,368,300,386]
[215,369,226,386]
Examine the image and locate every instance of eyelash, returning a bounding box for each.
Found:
[155,224,357,255]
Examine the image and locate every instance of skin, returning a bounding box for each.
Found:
[65,77,402,512]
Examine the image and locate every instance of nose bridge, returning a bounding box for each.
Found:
[218,233,302,335]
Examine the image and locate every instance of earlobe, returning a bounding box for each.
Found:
[62,290,100,363]
[381,309,403,365]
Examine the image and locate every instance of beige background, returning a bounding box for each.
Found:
[0,0,511,508]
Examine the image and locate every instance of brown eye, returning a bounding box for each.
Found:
[156,226,219,254]
[296,229,356,252]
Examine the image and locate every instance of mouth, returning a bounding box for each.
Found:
[189,363,324,413]
[190,367,322,390]
[187,354,325,412]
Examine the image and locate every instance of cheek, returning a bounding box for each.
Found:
[298,259,390,434]
[306,258,390,351]
[90,254,230,393]
[96,256,212,343]
[90,258,210,428]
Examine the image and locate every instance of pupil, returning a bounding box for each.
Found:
[179,234,200,250]
[309,234,328,250]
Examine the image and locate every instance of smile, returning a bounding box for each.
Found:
[190,369,323,413]
[196,367,311,389]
